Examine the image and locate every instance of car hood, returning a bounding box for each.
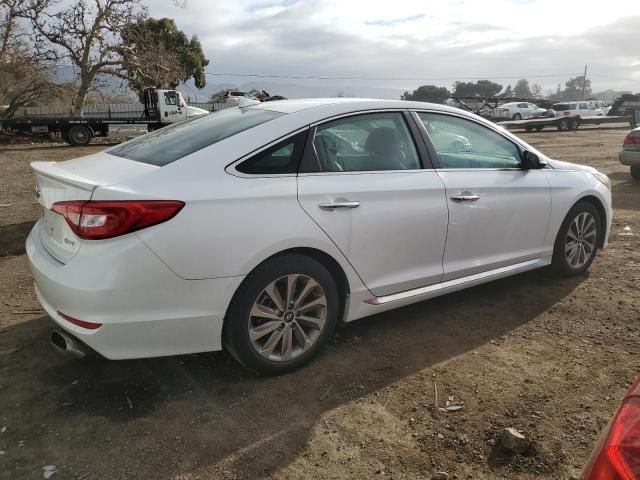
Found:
[546,158,597,173]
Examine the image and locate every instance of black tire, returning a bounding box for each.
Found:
[569,118,579,131]
[534,126,544,131]
[557,118,570,131]
[552,201,601,276]
[631,166,640,181]
[513,113,522,120]
[66,125,93,146]
[525,126,533,132]
[223,254,340,375]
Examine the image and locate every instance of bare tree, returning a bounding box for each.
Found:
[17,0,147,116]
[0,0,62,119]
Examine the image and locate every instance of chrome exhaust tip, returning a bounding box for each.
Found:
[50,330,86,358]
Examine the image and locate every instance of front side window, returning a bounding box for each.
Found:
[164,91,178,106]
[108,108,284,166]
[313,112,420,172]
[417,112,522,169]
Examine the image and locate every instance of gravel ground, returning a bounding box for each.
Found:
[0,125,638,480]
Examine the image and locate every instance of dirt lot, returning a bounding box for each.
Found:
[1,125,638,480]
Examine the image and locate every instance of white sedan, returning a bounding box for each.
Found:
[27,98,612,374]
[491,102,548,120]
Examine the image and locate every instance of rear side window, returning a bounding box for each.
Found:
[236,131,308,175]
[108,108,284,166]
[553,103,572,111]
[311,112,421,172]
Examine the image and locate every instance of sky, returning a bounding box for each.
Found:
[148,0,640,98]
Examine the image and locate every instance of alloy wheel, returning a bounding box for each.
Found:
[565,212,597,269]
[248,274,327,362]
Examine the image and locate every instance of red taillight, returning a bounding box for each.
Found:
[624,134,640,145]
[57,311,102,330]
[51,200,184,240]
[583,382,640,479]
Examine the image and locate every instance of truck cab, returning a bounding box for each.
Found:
[144,89,209,125]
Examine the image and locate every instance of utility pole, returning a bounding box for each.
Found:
[581,64,588,100]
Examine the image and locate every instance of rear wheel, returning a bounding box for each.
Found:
[534,126,544,131]
[66,125,93,146]
[569,118,579,131]
[223,254,339,375]
[525,126,533,132]
[552,201,601,276]
[631,166,640,181]
[513,113,522,120]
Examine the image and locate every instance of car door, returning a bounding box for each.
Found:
[297,111,449,296]
[414,111,552,281]
[517,103,528,117]
[161,91,187,123]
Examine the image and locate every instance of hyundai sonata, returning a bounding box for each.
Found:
[27,98,612,374]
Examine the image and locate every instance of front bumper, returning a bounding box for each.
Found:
[26,220,244,359]
[619,149,640,166]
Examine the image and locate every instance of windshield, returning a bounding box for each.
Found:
[108,107,284,166]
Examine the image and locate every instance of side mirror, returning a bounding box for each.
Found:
[521,150,545,170]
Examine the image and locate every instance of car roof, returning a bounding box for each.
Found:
[248,97,465,119]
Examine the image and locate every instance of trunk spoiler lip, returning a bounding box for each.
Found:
[31,161,98,192]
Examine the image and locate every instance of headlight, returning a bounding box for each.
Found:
[592,172,611,190]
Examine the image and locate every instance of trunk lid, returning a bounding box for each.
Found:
[31,152,157,263]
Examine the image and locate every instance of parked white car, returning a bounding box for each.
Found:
[552,101,605,118]
[491,102,548,120]
[588,100,611,115]
[27,98,612,374]
[619,127,640,181]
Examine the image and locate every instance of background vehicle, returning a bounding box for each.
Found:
[619,127,640,181]
[26,98,612,374]
[588,100,611,114]
[552,101,605,119]
[491,102,548,120]
[581,376,640,479]
[0,88,209,146]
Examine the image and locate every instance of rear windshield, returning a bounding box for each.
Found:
[553,103,574,111]
[108,107,284,166]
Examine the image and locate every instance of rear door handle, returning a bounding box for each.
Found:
[318,201,360,211]
[450,194,480,202]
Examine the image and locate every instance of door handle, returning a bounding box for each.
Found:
[450,194,480,202]
[318,201,360,211]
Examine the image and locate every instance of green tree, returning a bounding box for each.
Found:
[452,80,502,97]
[500,84,513,98]
[562,75,591,100]
[121,17,209,99]
[401,84,450,104]
[531,83,543,98]
[513,78,532,98]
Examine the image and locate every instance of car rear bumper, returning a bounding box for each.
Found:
[26,220,244,359]
[619,149,640,166]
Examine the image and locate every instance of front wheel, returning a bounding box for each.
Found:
[223,254,339,375]
[552,201,601,276]
[631,166,640,181]
[513,113,522,120]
